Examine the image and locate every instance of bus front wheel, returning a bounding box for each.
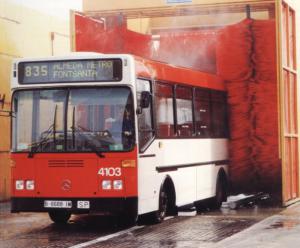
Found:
[152,186,168,223]
[48,211,71,224]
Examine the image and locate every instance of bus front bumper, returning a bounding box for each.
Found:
[11,197,137,215]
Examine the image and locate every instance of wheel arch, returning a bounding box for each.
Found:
[159,175,176,212]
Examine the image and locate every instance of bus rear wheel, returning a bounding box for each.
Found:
[211,174,227,209]
[48,211,71,224]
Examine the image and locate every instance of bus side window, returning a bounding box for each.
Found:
[176,86,193,137]
[194,88,211,138]
[136,79,154,151]
[155,82,176,138]
[211,90,228,138]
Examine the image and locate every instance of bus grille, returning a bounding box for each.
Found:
[48,160,84,167]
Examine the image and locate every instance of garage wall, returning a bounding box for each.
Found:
[0,0,79,201]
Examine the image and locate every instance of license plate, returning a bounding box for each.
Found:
[44,200,72,209]
[77,201,90,209]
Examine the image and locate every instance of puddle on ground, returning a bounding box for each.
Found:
[266,220,300,230]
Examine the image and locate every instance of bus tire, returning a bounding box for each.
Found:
[211,171,227,209]
[48,211,71,224]
[152,185,168,224]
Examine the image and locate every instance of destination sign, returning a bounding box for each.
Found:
[18,59,122,84]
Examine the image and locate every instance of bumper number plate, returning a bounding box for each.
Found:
[44,200,72,209]
[77,201,90,209]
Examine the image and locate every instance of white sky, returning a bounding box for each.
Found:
[11,0,82,19]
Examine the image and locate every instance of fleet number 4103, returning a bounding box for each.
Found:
[98,167,121,177]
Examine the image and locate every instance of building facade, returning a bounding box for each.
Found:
[0,0,80,201]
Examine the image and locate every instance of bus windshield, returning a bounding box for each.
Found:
[12,87,135,153]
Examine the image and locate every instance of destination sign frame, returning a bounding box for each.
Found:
[18,58,123,84]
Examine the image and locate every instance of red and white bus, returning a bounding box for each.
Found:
[10,53,229,224]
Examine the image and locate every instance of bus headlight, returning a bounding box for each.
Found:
[26,180,35,190]
[113,180,123,190]
[102,180,111,190]
[16,180,24,190]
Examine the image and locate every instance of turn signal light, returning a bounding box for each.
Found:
[121,160,136,168]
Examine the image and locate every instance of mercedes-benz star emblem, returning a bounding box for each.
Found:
[61,179,71,191]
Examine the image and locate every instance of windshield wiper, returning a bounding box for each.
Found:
[71,107,105,158]
[28,105,57,158]
[28,125,53,158]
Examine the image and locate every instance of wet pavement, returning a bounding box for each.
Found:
[215,203,300,248]
[0,200,299,248]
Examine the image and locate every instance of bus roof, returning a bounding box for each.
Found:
[134,55,225,91]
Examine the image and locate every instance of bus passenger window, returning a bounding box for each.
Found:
[155,82,175,138]
[176,86,193,137]
[194,89,211,138]
[136,79,154,150]
[211,91,228,138]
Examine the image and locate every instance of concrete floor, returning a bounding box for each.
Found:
[216,202,300,248]
[0,201,299,248]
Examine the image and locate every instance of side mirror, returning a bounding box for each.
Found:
[140,91,151,109]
